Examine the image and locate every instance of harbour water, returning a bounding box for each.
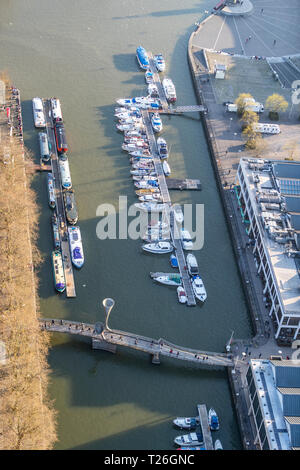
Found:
[0,0,252,449]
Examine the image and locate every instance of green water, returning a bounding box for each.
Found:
[0,0,252,449]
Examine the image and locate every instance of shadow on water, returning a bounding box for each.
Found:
[22,99,40,157]
[112,5,204,21]
[113,53,139,73]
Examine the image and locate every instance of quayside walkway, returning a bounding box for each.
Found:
[40,318,233,368]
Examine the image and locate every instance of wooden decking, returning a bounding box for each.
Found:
[197,404,214,450]
[166,178,201,190]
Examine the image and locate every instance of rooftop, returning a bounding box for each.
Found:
[239,158,300,317]
[251,359,300,450]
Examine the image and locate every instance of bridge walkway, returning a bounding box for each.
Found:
[40,319,233,367]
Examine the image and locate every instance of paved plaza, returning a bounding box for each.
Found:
[194,0,300,58]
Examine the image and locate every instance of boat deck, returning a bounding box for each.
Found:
[197,404,213,450]
[43,99,76,298]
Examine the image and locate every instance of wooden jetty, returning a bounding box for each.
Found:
[197,404,214,450]
[32,160,52,172]
[141,108,196,306]
[166,178,201,190]
[43,99,76,298]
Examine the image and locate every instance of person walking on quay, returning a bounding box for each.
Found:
[261,8,264,14]
[273,39,276,46]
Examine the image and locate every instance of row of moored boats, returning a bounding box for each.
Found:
[173,407,222,450]
[32,97,84,293]
[114,47,206,304]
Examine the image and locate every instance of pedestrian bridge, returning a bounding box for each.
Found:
[40,318,233,368]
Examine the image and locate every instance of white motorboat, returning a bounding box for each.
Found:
[173,417,200,429]
[50,97,63,122]
[116,96,149,107]
[162,77,177,103]
[177,286,187,304]
[117,96,160,109]
[122,142,148,152]
[139,194,162,203]
[148,83,159,98]
[143,234,170,242]
[135,202,167,213]
[117,123,145,132]
[131,169,156,176]
[118,118,143,127]
[144,226,170,237]
[129,152,152,159]
[154,274,181,286]
[32,97,46,128]
[214,439,223,450]
[208,408,219,431]
[115,110,141,120]
[157,137,168,160]
[181,229,193,250]
[192,275,207,302]
[135,181,159,190]
[142,241,173,254]
[186,253,199,276]
[174,432,203,447]
[173,204,184,224]
[148,221,169,230]
[145,70,154,84]
[151,113,163,133]
[132,175,157,182]
[154,54,166,72]
[68,226,84,268]
[163,161,171,176]
[131,162,154,169]
[39,132,50,161]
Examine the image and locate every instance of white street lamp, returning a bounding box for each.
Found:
[103,298,115,331]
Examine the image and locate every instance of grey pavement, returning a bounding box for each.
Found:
[194,0,300,58]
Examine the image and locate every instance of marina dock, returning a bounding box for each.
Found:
[197,404,214,450]
[141,108,196,306]
[43,99,76,298]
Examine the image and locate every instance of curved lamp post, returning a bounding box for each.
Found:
[102,298,115,331]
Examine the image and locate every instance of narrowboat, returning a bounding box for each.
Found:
[55,122,68,153]
[51,214,61,249]
[51,250,65,293]
[63,190,78,225]
[39,132,50,161]
[47,173,56,209]
[32,97,46,128]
